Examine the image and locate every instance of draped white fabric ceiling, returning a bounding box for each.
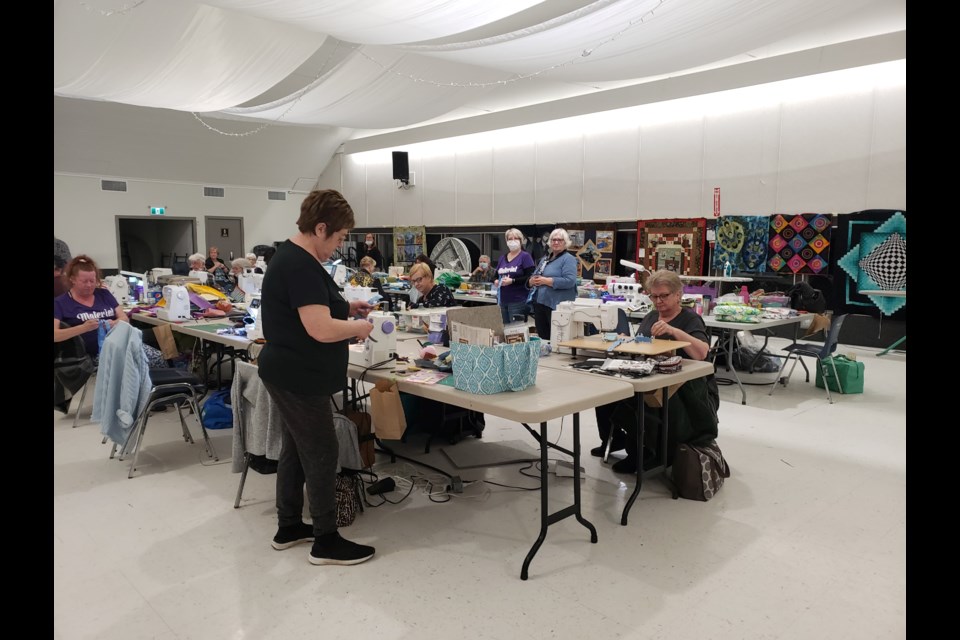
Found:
[54,0,905,134]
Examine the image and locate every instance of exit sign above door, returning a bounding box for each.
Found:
[150,206,166,215]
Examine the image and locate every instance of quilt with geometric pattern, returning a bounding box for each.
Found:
[767,213,833,274]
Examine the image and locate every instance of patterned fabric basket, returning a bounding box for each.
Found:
[449,338,541,394]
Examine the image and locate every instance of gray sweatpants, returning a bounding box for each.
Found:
[262,382,339,535]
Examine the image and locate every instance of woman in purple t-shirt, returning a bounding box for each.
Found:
[494,228,536,325]
[53,255,167,367]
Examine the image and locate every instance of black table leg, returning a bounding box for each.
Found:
[520,414,596,580]
[621,392,645,525]
[521,420,549,580]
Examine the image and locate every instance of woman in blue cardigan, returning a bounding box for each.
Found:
[528,228,578,340]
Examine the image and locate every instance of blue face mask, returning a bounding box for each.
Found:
[479,263,488,270]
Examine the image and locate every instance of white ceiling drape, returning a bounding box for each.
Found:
[54,0,906,130]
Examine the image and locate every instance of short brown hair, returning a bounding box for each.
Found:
[65,254,100,281]
[408,262,433,281]
[644,269,682,294]
[297,189,355,237]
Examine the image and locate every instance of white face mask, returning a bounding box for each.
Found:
[479,262,488,270]
[365,240,373,246]
[507,240,521,251]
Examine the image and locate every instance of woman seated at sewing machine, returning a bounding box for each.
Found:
[592,269,718,473]
[54,255,168,367]
[408,262,456,309]
[350,256,391,311]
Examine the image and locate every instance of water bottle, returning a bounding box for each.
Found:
[723,261,732,278]
[740,285,750,304]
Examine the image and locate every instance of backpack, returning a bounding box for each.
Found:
[786,281,826,314]
[200,389,234,430]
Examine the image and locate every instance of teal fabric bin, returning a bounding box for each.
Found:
[449,338,540,395]
[815,355,864,394]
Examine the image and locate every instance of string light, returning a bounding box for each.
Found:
[78,0,148,16]
[192,40,353,137]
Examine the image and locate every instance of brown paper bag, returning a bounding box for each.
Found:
[644,383,683,408]
[153,324,180,360]
[369,379,407,440]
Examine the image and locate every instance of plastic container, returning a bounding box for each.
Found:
[723,261,732,278]
[740,285,750,304]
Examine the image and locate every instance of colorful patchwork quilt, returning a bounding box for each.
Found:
[767,214,833,274]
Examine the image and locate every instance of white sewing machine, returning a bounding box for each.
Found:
[188,270,209,284]
[605,279,647,306]
[550,300,621,354]
[323,260,348,287]
[362,311,397,366]
[103,275,131,304]
[245,293,263,340]
[238,272,263,301]
[147,268,173,285]
[157,285,191,321]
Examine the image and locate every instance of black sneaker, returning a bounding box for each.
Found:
[611,456,638,474]
[271,522,314,550]
[309,532,375,566]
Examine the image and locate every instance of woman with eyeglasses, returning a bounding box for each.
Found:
[594,269,719,473]
[408,262,456,308]
[527,228,578,340]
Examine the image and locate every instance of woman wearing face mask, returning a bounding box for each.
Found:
[494,228,536,325]
[359,233,384,271]
[469,255,498,284]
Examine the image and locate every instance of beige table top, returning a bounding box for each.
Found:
[349,362,634,423]
[703,314,805,331]
[129,312,252,349]
[538,355,714,392]
[558,336,690,356]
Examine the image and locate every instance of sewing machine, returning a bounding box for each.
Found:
[103,275,131,304]
[237,272,263,301]
[187,270,208,285]
[245,294,263,340]
[362,311,397,366]
[147,268,173,285]
[550,300,621,354]
[323,260,348,287]
[157,285,191,321]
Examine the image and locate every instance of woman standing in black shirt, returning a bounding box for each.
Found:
[258,189,376,566]
[359,232,384,270]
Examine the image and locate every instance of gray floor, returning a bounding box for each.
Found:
[54,338,906,640]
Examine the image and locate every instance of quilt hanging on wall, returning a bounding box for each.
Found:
[834,210,906,317]
[712,216,769,273]
[636,218,707,276]
[393,225,426,265]
[767,214,833,274]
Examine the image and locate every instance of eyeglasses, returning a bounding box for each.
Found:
[549,238,565,243]
[411,277,425,285]
[648,293,676,302]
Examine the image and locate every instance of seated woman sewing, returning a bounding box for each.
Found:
[593,269,718,473]
[350,256,391,311]
[54,255,168,368]
[408,262,456,309]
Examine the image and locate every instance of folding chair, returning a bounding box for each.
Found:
[769,314,848,403]
[115,369,218,478]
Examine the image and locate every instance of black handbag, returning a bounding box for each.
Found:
[672,440,730,501]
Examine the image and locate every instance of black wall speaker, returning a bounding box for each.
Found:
[392,151,410,183]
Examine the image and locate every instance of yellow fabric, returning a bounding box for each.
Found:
[155,282,227,307]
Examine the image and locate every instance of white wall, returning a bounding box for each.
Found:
[325,62,906,227]
[53,175,303,270]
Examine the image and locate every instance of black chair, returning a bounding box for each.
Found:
[54,327,96,428]
[769,314,848,403]
[115,369,218,478]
